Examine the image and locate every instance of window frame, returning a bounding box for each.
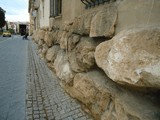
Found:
[50,0,62,18]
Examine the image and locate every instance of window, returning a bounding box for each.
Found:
[50,0,62,17]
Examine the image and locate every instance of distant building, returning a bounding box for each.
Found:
[2,21,29,34]
[16,22,29,34]
[28,0,83,34]
[7,22,16,33]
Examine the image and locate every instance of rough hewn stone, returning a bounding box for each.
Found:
[56,30,63,45]
[44,31,54,47]
[54,50,76,85]
[46,45,60,62]
[41,44,48,58]
[67,34,81,52]
[72,70,113,120]
[59,31,71,50]
[90,6,117,38]
[38,30,46,40]
[95,27,160,88]
[70,13,94,35]
[68,37,97,72]
[37,39,44,49]
[66,70,160,120]
[52,30,59,45]
[63,21,73,32]
[32,30,39,43]
[38,39,44,46]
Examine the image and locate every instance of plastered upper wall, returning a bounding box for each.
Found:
[49,0,160,34]
[116,0,160,33]
[50,0,84,28]
[62,0,83,22]
[39,0,50,28]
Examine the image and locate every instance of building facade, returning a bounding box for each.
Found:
[29,0,84,34]
[28,0,160,120]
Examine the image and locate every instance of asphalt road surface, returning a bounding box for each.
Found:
[0,35,28,120]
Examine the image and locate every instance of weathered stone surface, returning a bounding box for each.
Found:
[70,13,94,35]
[45,45,60,62]
[70,17,82,35]
[47,62,55,71]
[38,30,46,40]
[90,6,117,38]
[115,0,160,34]
[52,30,59,44]
[41,44,48,58]
[38,39,44,46]
[32,30,39,43]
[37,39,44,50]
[59,31,71,49]
[54,50,76,85]
[66,70,160,120]
[63,21,73,32]
[72,70,114,120]
[95,27,160,88]
[67,34,81,52]
[68,37,97,72]
[56,30,63,45]
[82,13,94,35]
[38,48,42,55]
[44,31,54,47]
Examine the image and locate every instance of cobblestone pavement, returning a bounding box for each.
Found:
[26,40,93,120]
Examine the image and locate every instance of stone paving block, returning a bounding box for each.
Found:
[34,114,40,119]
[67,117,74,120]
[26,115,33,120]
[40,113,46,118]
[27,108,33,115]
[40,117,46,120]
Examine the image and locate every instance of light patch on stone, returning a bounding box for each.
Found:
[143,62,160,76]
[119,36,127,42]
[63,63,71,75]
[113,52,123,62]
[135,69,142,76]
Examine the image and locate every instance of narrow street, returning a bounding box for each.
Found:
[0,36,93,120]
[0,35,28,120]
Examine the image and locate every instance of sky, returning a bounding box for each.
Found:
[0,0,29,22]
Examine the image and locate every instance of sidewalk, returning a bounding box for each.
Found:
[26,40,93,120]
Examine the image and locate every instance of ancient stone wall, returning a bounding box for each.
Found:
[31,1,160,120]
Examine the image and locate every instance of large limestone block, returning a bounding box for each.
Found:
[32,30,39,43]
[69,37,97,72]
[70,13,94,35]
[38,30,45,40]
[81,13,94,35]
[38,39,44,46]
[90,6,117,38]
[52,30,59,45]
[59,31,71,50]
[40,44,48,58]
[44,31,54,47]
[72,71,116,120]
[37,39,44,50]
[67,34,81,52]
[45,45,60,62]
[95,27,160,88]
[70,70,160,120]
[54,30,64,45]
[54,50,75,85]
[63,21,73,32]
